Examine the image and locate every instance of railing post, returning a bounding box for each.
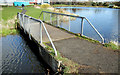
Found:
[43,12,45,22]
[19,13,22,27]
[50,13,52,24]
[81,18,84,36]
[69,16,71,31]
[40,22,42,44]
[28,16,31,40]
[22,14,25,33]
[57,15,59,27]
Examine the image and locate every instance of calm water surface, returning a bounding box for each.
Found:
[1,35,46,73]
[56,7,119,44]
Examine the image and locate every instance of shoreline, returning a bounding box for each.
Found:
[52,5,120,9]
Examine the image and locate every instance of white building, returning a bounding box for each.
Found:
[0,0,50,5]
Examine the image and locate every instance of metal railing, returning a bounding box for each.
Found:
[39,11,104,44]
[17,12,57,56]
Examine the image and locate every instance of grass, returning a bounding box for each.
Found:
[2,7,22,21]
[0,28,17,37]
[1,6,51,36]
[104,42,119,50]
[24,7,51,20]
[52,4,108,8]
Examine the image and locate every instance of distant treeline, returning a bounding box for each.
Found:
[50,2,120,6]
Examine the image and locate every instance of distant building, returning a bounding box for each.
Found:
[0,0,50,6]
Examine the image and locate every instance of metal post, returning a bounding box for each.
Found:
[43,12,45,22]
[22,14,25,33]
[81,18,84,36]
[18,13,20,26]
[40,22,42,44]
[57,15,59,27]
[19,13,22,27]
[69,16,71,31]
[50,13,52,24]
[28,17,31,40]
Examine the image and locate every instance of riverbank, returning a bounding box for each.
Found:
[52,4,120,9]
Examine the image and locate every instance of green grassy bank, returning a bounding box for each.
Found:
[52,4,120,9]
[52,4,107,8]
[1,6,51,36]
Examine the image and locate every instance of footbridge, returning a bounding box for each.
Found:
[17,11,118,73]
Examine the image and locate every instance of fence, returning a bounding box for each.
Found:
[17,12,57,56]
[39,11,104,44]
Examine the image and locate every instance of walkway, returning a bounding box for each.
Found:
[29,22,119,73]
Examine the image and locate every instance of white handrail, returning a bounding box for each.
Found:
[39,11,104,44]
[18,12,57,56]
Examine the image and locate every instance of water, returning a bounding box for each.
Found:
[1,34,47,73]
[56,7,119,44]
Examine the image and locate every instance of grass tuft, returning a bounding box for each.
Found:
[104,42,119,50]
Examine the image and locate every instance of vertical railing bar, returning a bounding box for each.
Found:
[81,18,84,36]
[22,14,25,33]
[19,13,22,27]
[69,16,70,31]
[40,22,42,44]
[43,12,45,22]
[18,13,21,26]
[50,13,52,24]
[57,15,59,27]
[28,16,31,40]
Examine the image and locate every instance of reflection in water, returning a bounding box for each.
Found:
[72,8,77,13]
[1,35,46,73]
[56,7,119,44]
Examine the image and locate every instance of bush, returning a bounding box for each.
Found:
[91,2,97,6]
[40,4,51,8]
[98,2,103,6]
[103,2,109,6]
[96,2,103,6]
[113,2,120,6]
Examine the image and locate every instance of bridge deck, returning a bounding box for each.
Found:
[52,37,118,73]
[29,23,75,42]
[29,23,118,73]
